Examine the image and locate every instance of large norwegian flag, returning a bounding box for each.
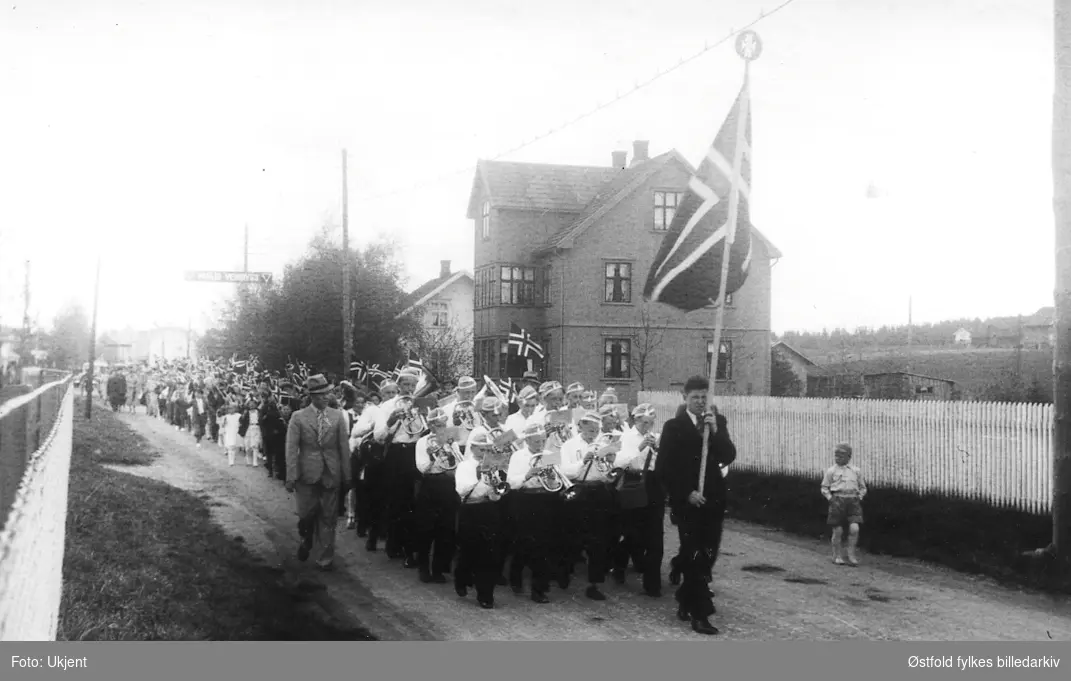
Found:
[643,75,753,312]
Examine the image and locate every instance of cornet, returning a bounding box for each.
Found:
[588,433,625,481]
[394,396,427,437]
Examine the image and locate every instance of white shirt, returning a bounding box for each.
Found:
[506,446,545,491]
[444,401,480,442]
[349,404,379,452]
[618,425,658,471]
[504,409,539,439]
[373,394,422,444]
[455,458,494,503]
[560,433,618,484]
[415,432,463,475]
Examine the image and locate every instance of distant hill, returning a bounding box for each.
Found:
[807,346,1051,403]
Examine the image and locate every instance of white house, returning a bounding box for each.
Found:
[953,328,972,346]
[395,260,474,378]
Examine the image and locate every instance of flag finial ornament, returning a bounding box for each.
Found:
[735,30,762,62]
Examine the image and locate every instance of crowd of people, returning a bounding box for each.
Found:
[82,357,743,636]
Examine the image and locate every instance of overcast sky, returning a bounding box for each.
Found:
[0,0,1054,338]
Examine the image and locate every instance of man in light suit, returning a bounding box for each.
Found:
[285,374,352,571]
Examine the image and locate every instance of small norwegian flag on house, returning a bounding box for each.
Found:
[508,323,544,360]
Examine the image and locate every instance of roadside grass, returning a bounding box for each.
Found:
[59,406,376,640]
[726,471,1071,594]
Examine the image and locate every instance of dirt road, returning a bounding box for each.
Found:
[115,411,1071,641]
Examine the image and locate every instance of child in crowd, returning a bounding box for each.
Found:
[244,397,262,467]
[221,404,243,467]
[820,443,867,566]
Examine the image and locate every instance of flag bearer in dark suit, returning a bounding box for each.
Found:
[454,431,507,609]
[413,408,462,584]
[655,375,736,635]
[284,375,353,571]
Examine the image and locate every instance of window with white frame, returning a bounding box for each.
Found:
[604,338,631,379]
[426,301,449,328]
[481,201,491,240]
[706,340,733,380]
[654,191,682,231]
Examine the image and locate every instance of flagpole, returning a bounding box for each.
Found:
[700,32,758,497]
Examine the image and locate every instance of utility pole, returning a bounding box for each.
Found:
[341,149,353,375]
[1050,0,1071,564]
[85,258,101,419]
[21,260,30,357]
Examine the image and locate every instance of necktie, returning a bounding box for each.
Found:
[317,409,329,445]
[696,415,705,435]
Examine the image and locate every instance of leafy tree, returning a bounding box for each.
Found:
[770,350,803,397]
[631,303,669,391]
[207,228,419,375]
[44,302,90,370]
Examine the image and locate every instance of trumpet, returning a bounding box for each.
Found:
[586,434,625,480]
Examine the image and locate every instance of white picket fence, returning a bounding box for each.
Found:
[638,391,1054,515]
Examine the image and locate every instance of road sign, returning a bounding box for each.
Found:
[184,270,273,285]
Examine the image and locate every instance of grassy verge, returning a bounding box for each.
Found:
[59,406,376,640]
[725,470,1070,594]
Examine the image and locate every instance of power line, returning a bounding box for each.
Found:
[356,0,801,203]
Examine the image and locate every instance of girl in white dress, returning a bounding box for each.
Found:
[244,398,263,467]
[221,405,243,466]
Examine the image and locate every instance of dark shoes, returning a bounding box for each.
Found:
[611,568,626,585]
[677,606,690,622]
[365,538,378,552]
[510,582,524,595]
[419,570,446,584]
[585,585,606,601]
[496,574,509,586]
[556,574,571,590]
[455,583,468,598]
[403,556,418,569]
[531,590,550,604]
[691,617,719,636]
[669,567,681,586]
[644,588,663,598]
[478,598,494,609]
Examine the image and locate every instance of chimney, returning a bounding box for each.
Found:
[630,140,650,167]
[440,260,451,278]
[611,150,628,170]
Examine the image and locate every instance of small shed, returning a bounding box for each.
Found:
[862,371,954,401]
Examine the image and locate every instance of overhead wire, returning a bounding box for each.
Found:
[355,0,801,203]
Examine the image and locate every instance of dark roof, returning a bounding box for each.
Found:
[467,160,619,217]
[862,371,954,384]
[771,341,818,367]
[537,152,680,252]
[395,270,473,320]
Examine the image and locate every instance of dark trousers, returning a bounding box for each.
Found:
[573,483,613,585]
[414,474,458,574]
[385,442,418,557]
[208,410,219,442]
[361,455,389,544]
[455,501,503,603]
[613,502,665,592]
[508,491,557,594]
[674,502,725,619]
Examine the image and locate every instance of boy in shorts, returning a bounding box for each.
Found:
[821,444,867,566]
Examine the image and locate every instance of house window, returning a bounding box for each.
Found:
[604,338,631,379]
[604,262,632,303]
[481,201,491,240]
[427,302,449,328]
[654,191,681,231]
[475,267,499,309]
[706,340,733,380]
[500,266,536,305]
[543,266,552,306]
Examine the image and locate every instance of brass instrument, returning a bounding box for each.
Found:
[454,400,478,430]
[529,453,573,493]
[479,466,510,497]
[394,396,427,437]
[427,435,459,471]
[589,433,625,480]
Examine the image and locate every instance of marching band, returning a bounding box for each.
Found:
[98,356,731,636]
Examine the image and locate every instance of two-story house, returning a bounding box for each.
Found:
[394,260,475,380]
[466,140,781,405]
